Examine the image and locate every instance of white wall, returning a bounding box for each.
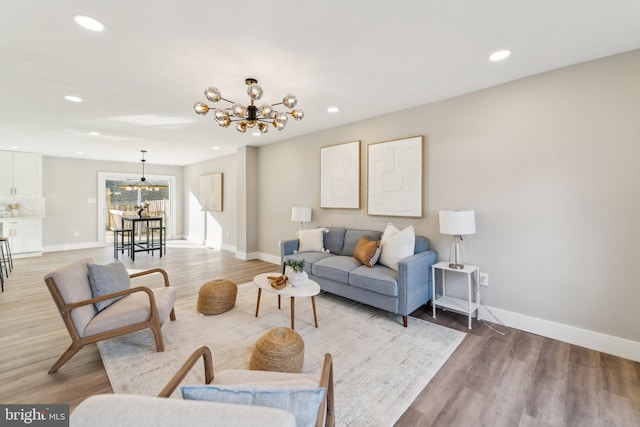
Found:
[254,49,640,349]
[42,156,183,248]
[183,153,237,250]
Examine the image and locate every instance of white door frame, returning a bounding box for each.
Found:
[97,172,177,245]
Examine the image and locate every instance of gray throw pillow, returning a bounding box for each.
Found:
[87,262,131,311]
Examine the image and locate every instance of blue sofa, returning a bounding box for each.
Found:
[281,227,437,327]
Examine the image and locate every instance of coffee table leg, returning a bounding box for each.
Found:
[290,296,295,330]
[255,288,262,317]
[311,296,318,328]
[278,295,281,310]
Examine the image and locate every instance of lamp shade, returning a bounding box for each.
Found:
[439,210,476,235]
[291,207,312,223]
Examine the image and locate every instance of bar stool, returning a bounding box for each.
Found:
[0,240,10,292]
[0,236,13,272]
[149,226,166,256]
[113,228,132,260]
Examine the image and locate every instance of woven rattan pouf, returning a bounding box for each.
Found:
[196,279,238,315]
[250,327,305,373]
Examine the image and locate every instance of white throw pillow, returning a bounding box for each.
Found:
[381,222,399,243]
[379,225,415,271]
[296,228,328,253]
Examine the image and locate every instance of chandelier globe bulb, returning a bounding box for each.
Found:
[247,84,263,101]
[283,94,297,108]
[194,102,209,116]
[291,109,304,120]
[232,103,247,117]
[204,87,221,102]
[259,104,274,118]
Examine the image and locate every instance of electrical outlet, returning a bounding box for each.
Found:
[479,272,489,287]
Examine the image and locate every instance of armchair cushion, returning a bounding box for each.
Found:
[84,287,176,337]
[182,384,325,427]
[87,261,130,311]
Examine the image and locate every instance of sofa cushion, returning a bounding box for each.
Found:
[284,252,333,274]
[323,227,346,254]
[379,225,415,271]
[296,228,328,253]
[181,384,324,427]
[342,229,383,256]
[352,236,381,267]
[312,256,361,283]
[86,261,131,311]
[349,265,399,297]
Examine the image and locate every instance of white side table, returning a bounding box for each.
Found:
[431,261,480,329]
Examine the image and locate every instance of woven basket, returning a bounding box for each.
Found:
[196,279,238,315]
[250,327,305,373]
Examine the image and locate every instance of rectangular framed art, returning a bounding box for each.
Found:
[367,135,423,217]
[320,140,360,209]
[199,173,223,212]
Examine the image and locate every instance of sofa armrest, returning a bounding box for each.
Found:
[281,239,299,259]
[396,249,438,316]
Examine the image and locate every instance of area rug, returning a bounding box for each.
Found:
[98,283,465,426]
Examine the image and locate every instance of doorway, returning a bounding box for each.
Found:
[97,172,177,245]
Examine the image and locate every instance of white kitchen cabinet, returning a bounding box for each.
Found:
[1,219,43,256]
[0,151,42,197]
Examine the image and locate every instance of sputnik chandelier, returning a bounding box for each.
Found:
[193,78,304,134]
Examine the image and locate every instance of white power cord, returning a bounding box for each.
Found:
[480,305,511,336]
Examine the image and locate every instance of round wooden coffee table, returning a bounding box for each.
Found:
[253,272,320,330]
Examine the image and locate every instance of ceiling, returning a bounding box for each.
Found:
[2,1,640,166]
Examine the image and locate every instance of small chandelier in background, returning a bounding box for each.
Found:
[118,150,167,191]
[193,78,304,134]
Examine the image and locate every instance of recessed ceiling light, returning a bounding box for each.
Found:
[76,151,84,155]
[89,131,100,136]
[327,107,339,113]
[212,146,220,150]
[252,131,261,136]
[73,15,105,32]
[9,146,19,149]
[489,50,511,62]
[64,95,83,103]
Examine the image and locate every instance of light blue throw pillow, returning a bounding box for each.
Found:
[181,385,325,427]
[86,262,130,311]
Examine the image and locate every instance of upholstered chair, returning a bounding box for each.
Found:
[44,257,176,373]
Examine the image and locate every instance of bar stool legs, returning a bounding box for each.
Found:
[0,237,13,272]
[113,229,132,260]
[149,226,166,256]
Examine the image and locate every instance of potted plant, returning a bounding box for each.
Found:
[135,201,149,218]
[284,259,307,286]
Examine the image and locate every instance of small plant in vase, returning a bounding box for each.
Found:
[135,201,149,218]
[8,203,20,217]
[284,259,307,286]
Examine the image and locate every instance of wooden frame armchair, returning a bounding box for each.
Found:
[159,345,335,427]
[44,257,176,374]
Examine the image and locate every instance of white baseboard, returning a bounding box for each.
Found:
[43,242,107,252]
[478,305,640,362]
[257,252,280,265]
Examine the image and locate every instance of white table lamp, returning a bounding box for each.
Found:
[291,207,312,230]
[439,209,476,269]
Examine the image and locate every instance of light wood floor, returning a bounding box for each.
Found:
[1,245,638,426]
